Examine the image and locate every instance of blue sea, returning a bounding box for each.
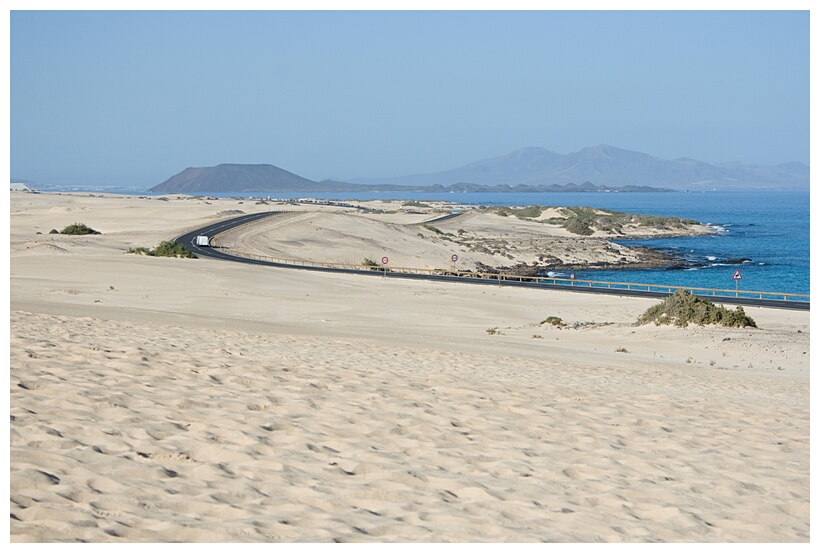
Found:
[83,187,812,298]
[247,189,810,298]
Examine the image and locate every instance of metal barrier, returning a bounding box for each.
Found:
[218,247,810,303]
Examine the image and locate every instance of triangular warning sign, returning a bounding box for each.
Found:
[732,269,742,280]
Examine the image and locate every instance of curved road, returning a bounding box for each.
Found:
[175,211,810,311]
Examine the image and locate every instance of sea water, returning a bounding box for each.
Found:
[246,189,810,297]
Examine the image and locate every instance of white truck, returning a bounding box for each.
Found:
[194,235,210,247]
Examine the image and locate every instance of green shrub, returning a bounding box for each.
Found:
[542,316,566,327]
[127,241,197,258]
[563,219,594,235]
[153,241,196,258]
[514,205,543,219]
[637,290,757,328]
[60,222,101,235]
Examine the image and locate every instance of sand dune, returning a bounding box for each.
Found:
[215,203,700,271]
[9,192,810,542]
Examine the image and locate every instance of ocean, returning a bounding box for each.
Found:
[245,189,810,298]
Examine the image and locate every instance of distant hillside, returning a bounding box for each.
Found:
[148,144,808,194]
[149,163,671,195]
[150,164,321,194]
[349,145,809,191]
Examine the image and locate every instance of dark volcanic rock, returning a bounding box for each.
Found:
[150,164,318,194]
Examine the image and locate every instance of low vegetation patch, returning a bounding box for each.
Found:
[362,258,381,271]
[490,204,699,236]
[637,289,757,328]
[563,218,594,236]
[492,205,544,219]
[541,316,566,327]
[513,205,544,219]
[60,222,101,235]
[127,241,197,259]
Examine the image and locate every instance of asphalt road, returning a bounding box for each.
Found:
[176,211,283,259]
[174,211,810,311]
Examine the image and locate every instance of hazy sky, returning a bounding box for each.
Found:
[9,8,810,188]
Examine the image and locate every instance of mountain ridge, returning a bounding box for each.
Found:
[348,145,808,190]
[146,145,808,194]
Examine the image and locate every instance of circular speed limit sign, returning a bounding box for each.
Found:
[381,256,389,264]
[451,254,458,262]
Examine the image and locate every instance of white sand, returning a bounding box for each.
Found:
[8,192,810,542]
[214,201,709,271]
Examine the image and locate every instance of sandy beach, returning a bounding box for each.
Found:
[8,192,810,542]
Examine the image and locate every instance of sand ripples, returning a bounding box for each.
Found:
[10,310,809,542]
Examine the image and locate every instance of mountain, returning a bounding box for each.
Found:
[150,163,426,194]
[148,146,808,194]
[148,163,670,195]
[150,164,320,194]
[349,145,809,190]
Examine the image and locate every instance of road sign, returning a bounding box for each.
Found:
[732,269,742,296]
[451,254,458,262]
[381,256,389,265]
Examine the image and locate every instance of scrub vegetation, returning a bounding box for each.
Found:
[637,290,757,328]
[127,241,197,259]
[541,316,566,327]
[487,205,699,236]
[60,223,101,235]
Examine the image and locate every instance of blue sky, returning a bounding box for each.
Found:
[9,8,811,188]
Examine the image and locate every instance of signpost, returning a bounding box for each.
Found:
[381,256,389,278]
[451,254,458,273]
[732,269,742,296]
